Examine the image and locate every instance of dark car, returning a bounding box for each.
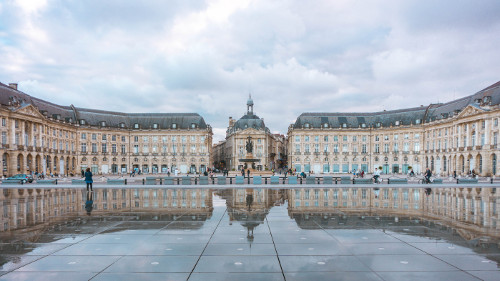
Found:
[7,174,33,183]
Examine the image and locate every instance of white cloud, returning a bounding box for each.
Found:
[1,0,500,144]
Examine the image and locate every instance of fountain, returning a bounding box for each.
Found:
[239,136,260,171]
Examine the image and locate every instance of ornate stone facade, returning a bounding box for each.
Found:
[0,82,212,177]
[212,96,285,171]
[288,81,500,176]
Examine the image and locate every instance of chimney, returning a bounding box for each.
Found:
[8,83,18,90]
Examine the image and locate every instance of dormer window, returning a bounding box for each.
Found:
[304,123,310,128]
[52,114,61,120]
[483,96,491,104]
[153,123,158,129]
[395,121,400,126]
[172,123,177,129]
[376,122,381,128]
[361,123,366,128]
[191,123,196,129]
[100,121,106,127]
[323,123,329,128]
[80,119,86,125]
[134,123,139,129]
[415,119,421,124]
[342,123,347,128]
[120,123,125,128]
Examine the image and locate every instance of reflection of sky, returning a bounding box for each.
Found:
[212,195,226,207]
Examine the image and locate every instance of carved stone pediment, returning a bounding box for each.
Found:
[457,105,486,118]
[14,104,45,119]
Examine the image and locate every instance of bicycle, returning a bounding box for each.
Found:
[418,177,431,184]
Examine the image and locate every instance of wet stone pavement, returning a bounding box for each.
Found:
[1,187,500,280]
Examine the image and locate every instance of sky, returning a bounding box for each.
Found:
[1,0,500,143]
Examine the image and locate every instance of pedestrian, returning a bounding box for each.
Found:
[241,168,245,177]
[81,170,84,178]
[247,169,250,178]
[453,170,457,178]
[84,167,93,191]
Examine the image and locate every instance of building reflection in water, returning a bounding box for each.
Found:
[218,188,285,244]
[1,186,498,240]
[0,188,213,233]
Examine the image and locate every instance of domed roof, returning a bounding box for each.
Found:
[247,94,254,106]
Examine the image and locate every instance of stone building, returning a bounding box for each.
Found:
[288,81,500,177]
[212,96,285,171]
[0,82,212,177]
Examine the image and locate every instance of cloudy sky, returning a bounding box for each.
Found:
[1,0,500,142]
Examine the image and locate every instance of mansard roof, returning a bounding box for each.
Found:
[0,82,209,129]
[293,80,500,129]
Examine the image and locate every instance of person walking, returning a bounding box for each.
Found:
[247,169,251,178]
[84,167,93,191]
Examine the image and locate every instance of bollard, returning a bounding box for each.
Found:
[317,178,320,184]
[195,177,198,185]
[55,179,58,185]
[142,178,145,185]
[230,177,232,184]
[159,178,162,185]
[265,177,268,184]
[300,177,302,184]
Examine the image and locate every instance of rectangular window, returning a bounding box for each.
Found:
[133,145,139,153]
[342,144,348,152]
[324,136,328,142]
[102,143,107,153]
[143,145,149,153]
[112,144,117,153]
[384,143,389,153]
[81,143,87,153]
[81,133,87,140]
[375,144,380,153]
[121,145,126,153]
[343,136,348,142]
[91,143,97,153]
[334,136,338,142]
[92,133,96,140]
[333,144,338,152]
[295,136,300,142]
[362,144,367,153]
[102,134,107,141]
[305,136,309,142]
[414,142,420,152]
[295,144,300,153]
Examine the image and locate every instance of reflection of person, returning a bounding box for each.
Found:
[85,191,94,216]
[84,168,93,191]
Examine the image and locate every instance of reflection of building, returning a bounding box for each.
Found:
[0,82,212,177]
[212,96,285,171]
[288,81,500,176]
[0,187,213,232]
[287,187,500,237]
[218,188,284,241]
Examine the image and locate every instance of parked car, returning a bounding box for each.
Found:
[7,174,33,183]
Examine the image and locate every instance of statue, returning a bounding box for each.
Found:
[245,136,253,153]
